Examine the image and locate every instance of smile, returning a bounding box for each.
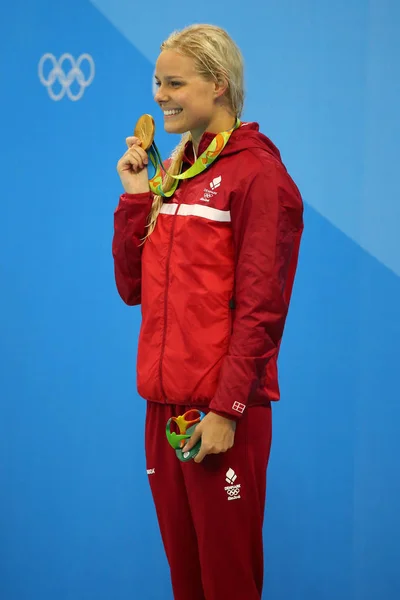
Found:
[164,109,183,116]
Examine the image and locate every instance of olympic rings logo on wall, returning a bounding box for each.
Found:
[38,53,95,101]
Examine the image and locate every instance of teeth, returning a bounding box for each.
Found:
[164,109,182,116]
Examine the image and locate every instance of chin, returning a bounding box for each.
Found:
[164,121,187,134]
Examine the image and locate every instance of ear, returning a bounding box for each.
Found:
[214,76,229,99]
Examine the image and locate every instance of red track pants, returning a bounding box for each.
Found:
[145,402,272,600]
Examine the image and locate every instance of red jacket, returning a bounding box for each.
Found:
[112,122,303,419]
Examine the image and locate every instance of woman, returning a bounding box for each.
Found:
[113,24,303,600]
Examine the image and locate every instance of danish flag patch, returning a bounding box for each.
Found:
[232,402,246,414]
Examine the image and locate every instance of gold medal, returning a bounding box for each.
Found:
[134,114,155,150]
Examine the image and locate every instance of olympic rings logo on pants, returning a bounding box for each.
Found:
[224,484,241,500]
[38,53,95,101]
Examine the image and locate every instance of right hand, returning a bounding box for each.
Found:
[116,136,150,194]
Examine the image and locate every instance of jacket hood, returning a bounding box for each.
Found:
[221,121,282,162]
[183,121,282,165]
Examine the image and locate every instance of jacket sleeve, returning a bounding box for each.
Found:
[209,160,303,419]
[112,191,154,305]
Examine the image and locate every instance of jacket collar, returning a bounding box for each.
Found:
[182,131,216,165]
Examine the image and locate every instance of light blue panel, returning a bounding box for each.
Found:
[362,0,400,276]
[89,0,400,276]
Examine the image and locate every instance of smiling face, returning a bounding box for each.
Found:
[154,50,231,143]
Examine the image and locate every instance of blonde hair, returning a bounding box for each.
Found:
[145,24,245,239]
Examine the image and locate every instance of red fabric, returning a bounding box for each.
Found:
[145,401,272,600]
[112,192,153,305]
[112,122,304,419]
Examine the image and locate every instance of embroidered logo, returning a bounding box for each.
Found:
[224,468,241,501]
[210,176,222,190]
[225,468,237,484]
[232,401,246,414]
[146,468,155,475]
[200,176,222,202]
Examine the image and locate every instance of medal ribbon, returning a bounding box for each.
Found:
[147,118,241,197]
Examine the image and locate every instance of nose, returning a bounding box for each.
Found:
[154,84,169,104]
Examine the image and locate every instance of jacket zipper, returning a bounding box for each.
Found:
[159,210,178,402]
[229,297,236,335]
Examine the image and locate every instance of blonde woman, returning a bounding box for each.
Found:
[113,24,304,600]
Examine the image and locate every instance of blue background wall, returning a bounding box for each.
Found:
[1,1,399,598]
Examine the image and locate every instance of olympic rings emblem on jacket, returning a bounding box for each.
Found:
[38,53,95,101]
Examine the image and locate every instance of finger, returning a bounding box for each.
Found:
[182,426,202,453]
[194,444,208,463]
[126,136,142,148]
[128,146,149,169]
[117,151,144,174]
[117,154,139,173]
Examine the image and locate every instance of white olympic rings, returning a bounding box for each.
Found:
[226,487,240,497]
[38,53,95,101]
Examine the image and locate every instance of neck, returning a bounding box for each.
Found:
[191,111,236,156]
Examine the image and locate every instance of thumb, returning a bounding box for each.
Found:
[126,136,142,148]
[182,425,202,453]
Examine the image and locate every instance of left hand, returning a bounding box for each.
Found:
[182,411,236,463]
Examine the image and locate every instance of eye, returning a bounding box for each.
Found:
[154,80,161,88]
[170,81,182,87]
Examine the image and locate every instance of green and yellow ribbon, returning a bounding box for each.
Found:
[148,118,241,197]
